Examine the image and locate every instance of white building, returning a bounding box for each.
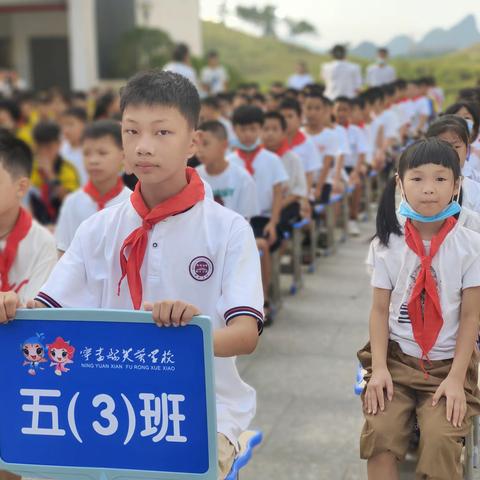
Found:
[0,0,202,91]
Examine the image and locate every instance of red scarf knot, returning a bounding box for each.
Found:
[83,177,124,211]
[236,146,262,176]
[117,167,205,310]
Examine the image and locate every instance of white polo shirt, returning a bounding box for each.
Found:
[321,60,363,100]
[36,196,264,445]
[462,176,480,214]
[366,63,396,87]
[306,127,338,184]
[227,148,289,217]
[55,185,132,252]
[344,124,369,168]
[367,223,480,360]
[1,219,57,303]
[196,162,259,219]
[291,135,322,174]
[279,150,308,198]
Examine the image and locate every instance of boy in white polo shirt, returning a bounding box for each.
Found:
[0,131,57,304]
[196,120,258,219]
[55,120,131,254]
[0,71,263,480]
[227,105,288,325]
[279,97,321,191]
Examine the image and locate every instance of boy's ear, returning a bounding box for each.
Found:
[16,176,30,199]
[187,130,201,159]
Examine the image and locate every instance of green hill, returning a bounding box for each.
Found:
[202,21,331,87]
[203,20,480,102]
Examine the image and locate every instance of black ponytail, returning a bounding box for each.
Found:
[375,176,402,246]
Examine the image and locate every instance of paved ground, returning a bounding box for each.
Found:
[237,220,480,480]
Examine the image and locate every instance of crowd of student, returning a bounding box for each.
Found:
[1,57,480,479]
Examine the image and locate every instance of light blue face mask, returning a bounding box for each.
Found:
[465,118,474,136]
[398,179,462,223]
[231,137,261,152]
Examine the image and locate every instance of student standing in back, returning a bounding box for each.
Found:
[366,48,396,87]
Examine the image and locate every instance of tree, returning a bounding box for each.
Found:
[285,19,317,37]
[112,27,174,78]
[236,5,278,37]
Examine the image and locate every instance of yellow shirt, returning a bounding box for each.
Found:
[31,157,80,193]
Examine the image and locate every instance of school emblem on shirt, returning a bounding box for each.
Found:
[189,256,214,282]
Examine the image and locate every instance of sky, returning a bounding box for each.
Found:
[200,0,480,50]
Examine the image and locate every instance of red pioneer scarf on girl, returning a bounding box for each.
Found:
[236,146,262,175]
[84,177,124,211]
[0,208,32,292]
[275,139,291,157]
[404,217,456,360]
[289,130,306,148]
[117,167,205,310]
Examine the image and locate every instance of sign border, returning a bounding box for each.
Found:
[0,309,218,480]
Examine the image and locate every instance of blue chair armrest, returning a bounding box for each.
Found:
[292,218,310,229]
[355,363,366,396]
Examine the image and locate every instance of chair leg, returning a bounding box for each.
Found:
[326,205,336,254]
[292,228,303,293]
[465,424,474,480]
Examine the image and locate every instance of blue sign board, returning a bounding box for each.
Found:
[0,309,218,479]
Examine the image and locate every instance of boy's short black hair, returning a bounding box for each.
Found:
[334,96,352,106]
[0,99,21,123]
[33,121,61,144]
[364,87,385,105]
[83,119,122,148]
[0,128,33,178]
[198,120,227,141]
[382,83,396,97]
[206,50,218,59]
[264,111,287,130]
[172,43,189,62]
[201,96,221,110]
[120,70,200,129]
[279,98,302,117]
[62,106,87,123]
[352,96,366,109]
[232,105,264,126]
[331,44,346,59]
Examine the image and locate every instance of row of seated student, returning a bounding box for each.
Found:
[1,81,480,325]
[2,70,480,479]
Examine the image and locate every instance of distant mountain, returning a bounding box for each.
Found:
[387,35,415,57]
[352,14,480,58]
[350,41,377,59]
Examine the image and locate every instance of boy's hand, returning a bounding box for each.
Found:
[364,366,394,415]
[144,301,200,327]
[432,375,467,427]
[0,291,21,324]
[263,221,277,246]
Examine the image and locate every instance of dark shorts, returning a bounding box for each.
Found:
[250,216,282,252]
[278,201,302,234]
[345,166,354,176]
[319,183,332,204]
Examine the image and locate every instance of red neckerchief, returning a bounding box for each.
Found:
[117,167,205,309]
[38,169,56,220]
[357,121,366,128]
[404,217,456,366]
[236,146,262,175]
[0,208,32,292]
[288,130,306,148]
[275,139,291,157]
[84,177,124,211]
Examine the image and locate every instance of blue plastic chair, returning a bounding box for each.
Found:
[225,430,263,480]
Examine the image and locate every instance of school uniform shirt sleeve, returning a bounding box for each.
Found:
[303,138,322,172]
[55,193,76,252]
[462,253,480,290]
[59,160,80,192]
[36,220,101,308]
[271,153,289,186]
[368,239,393,289]
[288,151,308,197]
[216,222,264,333]
[355,127,369,155]
[20,226,58,302]
[238,173,260,219]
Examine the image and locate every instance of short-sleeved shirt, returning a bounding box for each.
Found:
[306,127,338,184]
[321,60,362,100]
[462,176,480,214]
[366,63,396,87]
[291,135,322,174]
[36,196,264,445]
[343,124,369,168]
[462,152,480,184]
[1,219,57,303]
[379,108,399,142]
[227,148,289,217]
[55,185,132,252]
[279,150,308,198]
[196,162,259,219]
[287,73,314,91]
[367,224,480,360]
[200,65,228,94]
